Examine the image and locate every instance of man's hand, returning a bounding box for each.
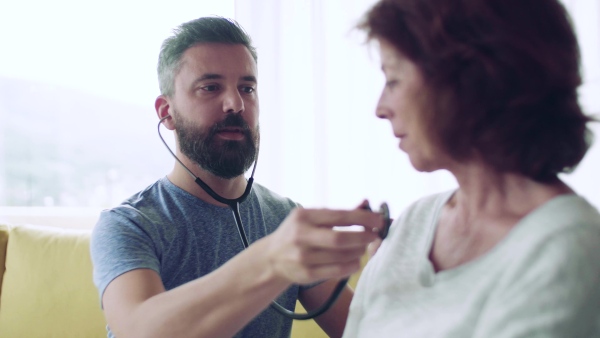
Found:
[367,238,383,258]
[264,206,383,285]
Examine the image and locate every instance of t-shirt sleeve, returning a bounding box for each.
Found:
[473,224,600,338]
[90,208,161,306]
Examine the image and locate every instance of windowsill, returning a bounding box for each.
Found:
[0,207,104,230]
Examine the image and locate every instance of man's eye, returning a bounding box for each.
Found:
[202,85,219,91]
[241,86,255,93]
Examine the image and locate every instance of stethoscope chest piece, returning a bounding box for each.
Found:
[362,202,392,239]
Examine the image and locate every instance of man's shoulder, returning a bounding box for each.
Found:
[105,177,174,214]
[252,182,298,209]
[94,178,169,231]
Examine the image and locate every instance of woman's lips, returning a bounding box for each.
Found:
[396,134,406,150]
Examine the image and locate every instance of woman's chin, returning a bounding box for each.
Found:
[408,155,439,173]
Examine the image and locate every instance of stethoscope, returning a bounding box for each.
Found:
[158,115,391,320]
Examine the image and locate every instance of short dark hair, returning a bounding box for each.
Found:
[359,0,595,182]
[158,16,257,97]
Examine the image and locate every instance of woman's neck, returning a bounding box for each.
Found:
[448,162,573,223]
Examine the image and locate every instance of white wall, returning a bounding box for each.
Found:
[238,0,600,217]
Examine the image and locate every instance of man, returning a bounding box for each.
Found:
[90,16,382,338]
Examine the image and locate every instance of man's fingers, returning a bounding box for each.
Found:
[291,207,384,233]
[355,199,371,210]
[297,247,367,266]
[367,238,383,258]
[298,225,378,250]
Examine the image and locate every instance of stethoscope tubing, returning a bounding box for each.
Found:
[158,116,349,320]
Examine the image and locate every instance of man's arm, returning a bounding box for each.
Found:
[103,237,291,338]
[101,207,382,338]
[298,280,354,338]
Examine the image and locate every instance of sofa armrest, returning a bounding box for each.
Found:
[0,224,106,337]
[0,224,9,302]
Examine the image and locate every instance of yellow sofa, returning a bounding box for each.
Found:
[0,224,106,338]
[0,223,364,337]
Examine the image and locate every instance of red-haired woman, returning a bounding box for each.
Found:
[344,0,600,337]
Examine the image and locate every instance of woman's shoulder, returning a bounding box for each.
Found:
[497,194,600,281]
[520,194,600,240]
[383,190,455,243]
[399,190,455,222]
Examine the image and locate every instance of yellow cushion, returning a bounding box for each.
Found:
[0,224,9,302]
[0,224,106,337]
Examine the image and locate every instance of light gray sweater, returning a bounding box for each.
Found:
[344,191,600,338]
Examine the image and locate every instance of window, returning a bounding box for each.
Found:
[0,0,234,208]
[1,0,599,225]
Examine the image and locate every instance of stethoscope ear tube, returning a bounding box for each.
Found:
[269,278,349,320]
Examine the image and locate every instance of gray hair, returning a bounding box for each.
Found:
[157,16,258,97]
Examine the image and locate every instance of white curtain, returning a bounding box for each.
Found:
[558,0,600,207]
[235,0,600,214]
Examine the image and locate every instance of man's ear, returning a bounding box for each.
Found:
[155,95,176,130]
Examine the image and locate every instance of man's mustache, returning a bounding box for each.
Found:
[213,114,251,132]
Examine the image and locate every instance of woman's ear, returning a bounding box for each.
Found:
[155,95,176,130]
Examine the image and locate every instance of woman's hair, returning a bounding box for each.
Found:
[359,0,595,182]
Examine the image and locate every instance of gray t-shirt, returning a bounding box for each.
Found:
[344,191,600,338]
[91,177,300,338]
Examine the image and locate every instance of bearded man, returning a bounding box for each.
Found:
[90,16,382,338]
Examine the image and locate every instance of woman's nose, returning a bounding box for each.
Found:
[375,106,390,119]
[375,91,391,119]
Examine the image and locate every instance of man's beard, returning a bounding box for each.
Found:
[174,112,259,179]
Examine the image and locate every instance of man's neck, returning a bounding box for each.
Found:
[167,158,250,207]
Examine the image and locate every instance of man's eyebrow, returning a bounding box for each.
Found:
[194,73,223,83]
[191,74,256,84]
[188,73,222,89]
[241,75,257,83]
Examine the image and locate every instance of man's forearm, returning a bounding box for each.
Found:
[105,236,290,338]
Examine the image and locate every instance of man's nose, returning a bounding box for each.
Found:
[223,88,244,114]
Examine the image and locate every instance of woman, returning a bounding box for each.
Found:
[344,0,600,337]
